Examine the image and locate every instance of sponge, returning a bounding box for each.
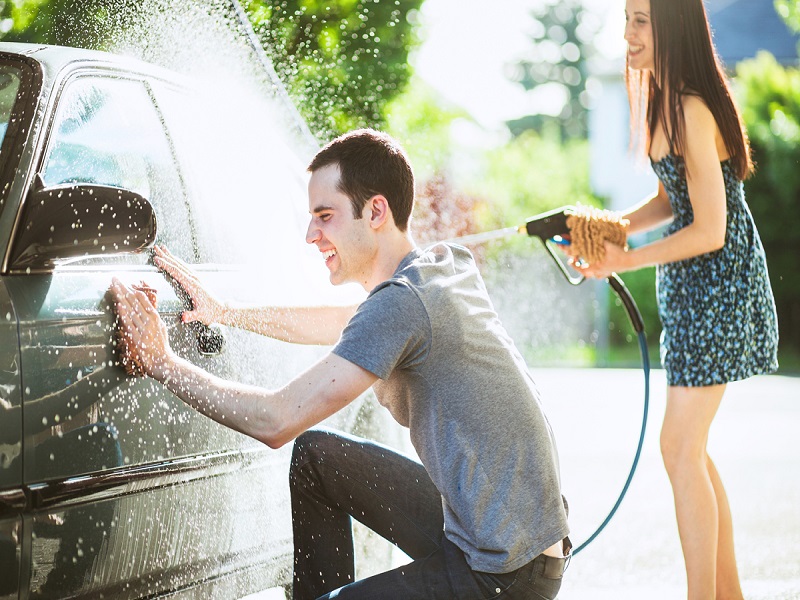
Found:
[565,205,629,264]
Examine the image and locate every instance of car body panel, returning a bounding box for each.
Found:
[0,279,22,493]
[0,42,384,598]
[0,278,23,600]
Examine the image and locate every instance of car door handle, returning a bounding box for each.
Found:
[192,322,226,356]
[151,261,226,357]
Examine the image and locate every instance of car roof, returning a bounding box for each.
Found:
[0,42,187,86]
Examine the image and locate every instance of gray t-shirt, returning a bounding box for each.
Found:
[333,243,569,573]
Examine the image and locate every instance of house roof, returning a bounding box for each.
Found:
[706,0,800,66]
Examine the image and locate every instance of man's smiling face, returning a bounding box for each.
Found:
[306,163,377,289]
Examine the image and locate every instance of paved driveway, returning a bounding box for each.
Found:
[532,368,800,599]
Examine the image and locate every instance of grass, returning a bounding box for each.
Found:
[776,347,800,376]
[561,343,800,377]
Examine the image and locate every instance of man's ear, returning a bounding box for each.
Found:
[366,195,392,230]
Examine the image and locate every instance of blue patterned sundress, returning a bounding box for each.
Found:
[651,153,779,387]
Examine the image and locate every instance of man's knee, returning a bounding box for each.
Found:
[290,428,346,477]
[291,430,321,472]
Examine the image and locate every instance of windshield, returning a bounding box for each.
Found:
[0,65,22,147]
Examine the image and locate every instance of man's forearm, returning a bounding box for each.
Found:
[220,304,358,345]
[154,353,280,445]
[150,349,375,450]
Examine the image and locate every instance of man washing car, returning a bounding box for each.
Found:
[112,129,570,599]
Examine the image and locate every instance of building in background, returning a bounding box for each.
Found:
[588,0,800,213]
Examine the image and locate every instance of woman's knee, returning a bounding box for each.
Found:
[659,427,681,474]
[660,385,724,476]
[659,426,706,477]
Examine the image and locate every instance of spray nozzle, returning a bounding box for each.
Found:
[523,206,575,244]
[447,205,627,287]
[519,206,584,286]
[521,205,630,286]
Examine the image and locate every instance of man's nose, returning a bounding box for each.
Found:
[306,220,320,245]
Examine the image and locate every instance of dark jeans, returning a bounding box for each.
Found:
[290,428,566,600]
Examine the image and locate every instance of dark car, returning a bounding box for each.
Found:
[0,42,383,598]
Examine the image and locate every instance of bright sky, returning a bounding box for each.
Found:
[412,0,625,130]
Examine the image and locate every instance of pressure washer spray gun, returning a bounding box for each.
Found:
[455,204,643,334]
[451,204,650,555]
[524,205,644,336]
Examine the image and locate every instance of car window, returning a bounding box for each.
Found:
[0,66,22,148]
[41,75,195,259]
[149,80,363,307]
[150,81,313,264]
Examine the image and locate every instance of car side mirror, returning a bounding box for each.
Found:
[8,179,158,272]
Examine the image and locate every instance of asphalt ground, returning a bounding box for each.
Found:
[533,368,800,599]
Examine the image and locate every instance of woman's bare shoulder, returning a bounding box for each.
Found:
[680,93,713,120]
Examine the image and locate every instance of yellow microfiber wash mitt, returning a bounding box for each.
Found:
[565,204,629,264]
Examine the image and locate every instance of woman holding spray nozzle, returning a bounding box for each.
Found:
[574,0,779,598]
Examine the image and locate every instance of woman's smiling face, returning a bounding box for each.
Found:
[624,0,655,73]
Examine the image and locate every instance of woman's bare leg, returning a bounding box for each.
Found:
[706,455,745,599]
[660,384,743,600]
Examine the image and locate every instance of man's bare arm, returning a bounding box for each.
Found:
[153,350,375,448]
[111,278,375,447]
[217,304,357,346]
[153,245,356,345]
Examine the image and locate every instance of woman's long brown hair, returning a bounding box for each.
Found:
[625,0,753,180]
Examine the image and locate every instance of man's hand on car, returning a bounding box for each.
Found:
[153,245,227,326]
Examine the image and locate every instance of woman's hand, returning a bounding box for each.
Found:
[572,241,633,279]
[153,245,227,326]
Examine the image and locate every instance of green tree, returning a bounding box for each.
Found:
[775,0,800,33]
[506,0,603,140]
[1,0,424,141]
[737,51,800,352]
[245,0,424,139]
[385,75,467,183]
[0,0,138,47]
[466,130,598,228]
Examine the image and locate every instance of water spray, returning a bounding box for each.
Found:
[449,205,650,555]
[225,0,318,151]
[222,0,646,558]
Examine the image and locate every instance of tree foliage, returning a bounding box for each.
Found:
[244,0,424,140]
[737,51,800,351]
[506,0,603,140]
[1,0,424,141]
[775,0,800,33]
[0,0,140,47]
[466,130,598,228]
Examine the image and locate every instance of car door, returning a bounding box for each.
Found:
[0,279,23,600]
[0,56,32,600]
[5,67,283,598]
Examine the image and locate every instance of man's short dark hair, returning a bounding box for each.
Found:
[308,129,415,231]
